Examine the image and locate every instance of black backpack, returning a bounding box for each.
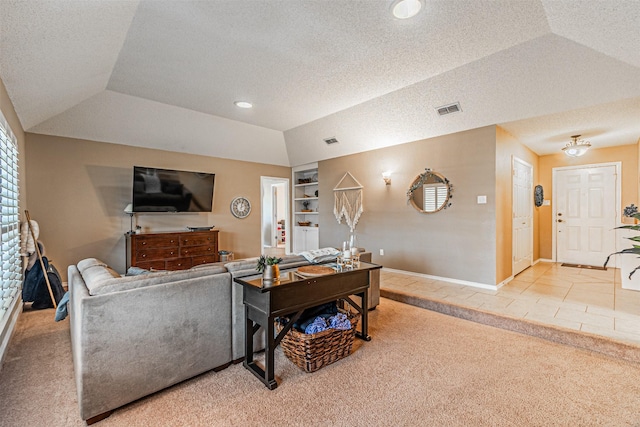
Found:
[22,256,65,309]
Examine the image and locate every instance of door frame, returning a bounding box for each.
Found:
[260,176,290,254]
[551,161,621,262]
[512,156,533,275]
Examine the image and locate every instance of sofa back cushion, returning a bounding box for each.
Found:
[77,258,228,296]
[225,255,309,278]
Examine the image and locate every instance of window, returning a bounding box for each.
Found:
[0,110,20,324]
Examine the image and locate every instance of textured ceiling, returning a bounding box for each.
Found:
[1,0,639,167]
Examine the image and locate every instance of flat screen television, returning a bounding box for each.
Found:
[131,166,215,213]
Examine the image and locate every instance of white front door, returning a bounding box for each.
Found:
[513,157,533,275]
[555,165,617,266]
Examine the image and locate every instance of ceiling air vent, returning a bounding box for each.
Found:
[436,102,462,116]
[323,137,339,145]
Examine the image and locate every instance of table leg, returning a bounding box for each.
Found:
[244,305,254,365]
[242,305,278,390]
[357,290,371,341]
[263,315,278,390]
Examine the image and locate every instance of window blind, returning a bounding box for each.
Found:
[0,110,21,323]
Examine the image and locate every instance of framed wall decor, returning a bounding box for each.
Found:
[231,196,251,218]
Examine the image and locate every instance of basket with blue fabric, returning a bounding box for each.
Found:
[276,308,360,373]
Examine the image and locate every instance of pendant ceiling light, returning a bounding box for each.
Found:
[562,134,591,157]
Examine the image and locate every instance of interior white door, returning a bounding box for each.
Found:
[512,157,533,275]
[556,165,617,266]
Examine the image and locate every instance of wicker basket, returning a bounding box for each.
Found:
[276,311,360,373]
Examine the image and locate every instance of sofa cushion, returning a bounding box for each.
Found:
[77,258,228,296]
[224,257,261,279]
[80,265,122,294]
[225,255,310,279]
[77,257,109,272]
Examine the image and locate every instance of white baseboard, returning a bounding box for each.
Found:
[382,268,499,291]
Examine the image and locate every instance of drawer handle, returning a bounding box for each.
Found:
[142,242,147,245]
[170,251,175,255]
[184,239,188,243]
[207,247,211,251]
[142,254,146,258]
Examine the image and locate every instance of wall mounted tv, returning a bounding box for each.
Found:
[132,166,215,213]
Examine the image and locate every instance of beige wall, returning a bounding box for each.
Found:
[538,144,639,260]
[495,126,540,283]
[25,134,290,280]
[318,126,499,286]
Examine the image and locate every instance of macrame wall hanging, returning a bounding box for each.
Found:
[333,172,364,232]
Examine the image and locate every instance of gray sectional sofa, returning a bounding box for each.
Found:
[69,252,378,424]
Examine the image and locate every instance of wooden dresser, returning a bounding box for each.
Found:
[126,230,219,271]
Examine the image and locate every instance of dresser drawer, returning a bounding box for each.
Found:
[135,260,166,271]
[134,235,179,250]
[166,258,192,270]
[180,233,216,247]
[180,245,216,257]
[192,255,218,266]
[136,247,179,262]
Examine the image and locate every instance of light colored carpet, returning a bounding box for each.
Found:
[2,298,640,426]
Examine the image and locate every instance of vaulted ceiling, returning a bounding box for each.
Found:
[1,0,639,166]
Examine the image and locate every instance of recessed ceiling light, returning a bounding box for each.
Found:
[391,0,423,19]
[234,101,253,109]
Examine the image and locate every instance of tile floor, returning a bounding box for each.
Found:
[380,262,640,346]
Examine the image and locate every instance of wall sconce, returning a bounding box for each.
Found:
[382,171,392,186]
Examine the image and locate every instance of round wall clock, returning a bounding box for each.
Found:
[230,196,251,218]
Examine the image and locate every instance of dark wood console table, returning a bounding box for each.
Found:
[126,230,219,271]
[234,262,381,389]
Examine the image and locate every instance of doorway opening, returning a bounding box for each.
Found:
[260,177,290,257]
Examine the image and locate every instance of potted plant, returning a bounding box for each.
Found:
[256,255,283,281]
[604,204,640,290]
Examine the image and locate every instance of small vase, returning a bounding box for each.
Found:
[262,264,280,282]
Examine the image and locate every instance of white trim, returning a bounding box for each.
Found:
[551,162,621,262]
[382,267,499,291]
[0,296,22,370]
[260,176,290,255]
[512,156,534,276]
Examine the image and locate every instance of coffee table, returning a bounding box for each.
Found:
[234,261,381,389]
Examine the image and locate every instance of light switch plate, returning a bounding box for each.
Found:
[477,195,487,204]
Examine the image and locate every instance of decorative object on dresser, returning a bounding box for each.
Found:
[126,230,219,270]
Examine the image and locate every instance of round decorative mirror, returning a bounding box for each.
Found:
[407,168,453,213]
